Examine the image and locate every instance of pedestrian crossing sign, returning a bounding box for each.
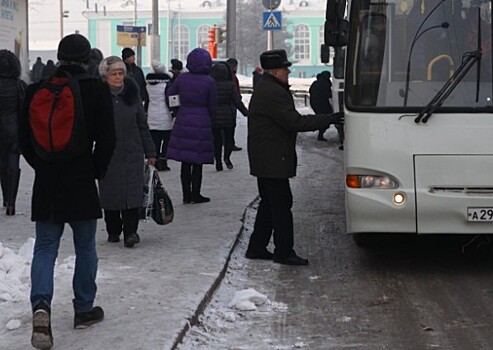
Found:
[263,11,282,31]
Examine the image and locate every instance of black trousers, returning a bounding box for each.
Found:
[212,127,234,162]
[150,130,172,159]
[104,208,140,237]
[247,178,295,258]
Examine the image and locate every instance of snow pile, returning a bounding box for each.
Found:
[227,288,268,311]
[0,239,34,303]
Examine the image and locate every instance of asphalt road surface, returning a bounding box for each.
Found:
[179,128,493,350]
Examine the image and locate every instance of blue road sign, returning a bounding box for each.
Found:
[263,11,282,31]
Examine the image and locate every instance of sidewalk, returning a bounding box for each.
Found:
[0,117,257,349]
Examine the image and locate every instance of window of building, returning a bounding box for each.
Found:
[171,24,190,62]
[197,25,211,49]
[294,24,310,61]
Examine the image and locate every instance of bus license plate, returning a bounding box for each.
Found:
[467,207,493,222]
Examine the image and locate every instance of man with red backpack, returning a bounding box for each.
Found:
[19,34,116,349]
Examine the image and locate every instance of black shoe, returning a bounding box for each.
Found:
[107,235,120,243]
[124,233,140,248]
[216,163,223,171]
[162,164,171,171]
[338,144,344,150]
[245,249,274,260]
[74,306,104,329]
[32,301,53,350]
[273,254,309,266]
[317,136,327,141]
[191,194,210,203]
[183,193,192,204]
[224,159,233,169]
[232,145,242,151]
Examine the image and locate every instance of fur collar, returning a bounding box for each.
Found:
[120,77,140,106]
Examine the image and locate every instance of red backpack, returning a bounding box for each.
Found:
[29,70,92,162]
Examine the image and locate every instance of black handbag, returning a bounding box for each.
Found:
[151,170,174,225]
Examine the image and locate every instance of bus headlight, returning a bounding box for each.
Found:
[346,175,398,189]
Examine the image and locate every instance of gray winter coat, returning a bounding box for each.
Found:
[98,78,156,210]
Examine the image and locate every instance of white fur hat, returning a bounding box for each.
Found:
[151,59,166,74]
[99,56,127,80]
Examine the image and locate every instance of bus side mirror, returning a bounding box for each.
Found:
[321,44,331,63]
[325,19,349,47]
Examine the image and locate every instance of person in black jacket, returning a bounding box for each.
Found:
[210,62,248,171]
[309,71,333,141]
[0,50,26,216]
[245,49,343,266]
[122,47,149,112]
[19,34,116,349]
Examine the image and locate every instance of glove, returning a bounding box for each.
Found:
[328,111,344,125]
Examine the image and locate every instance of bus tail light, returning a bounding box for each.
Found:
[346,175,398,189]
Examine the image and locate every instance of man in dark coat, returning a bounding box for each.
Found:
[245,49,343,266]
[309,71,334,141]
[122,47,149,111]
[19,34,116,349]
[31,57,45,83]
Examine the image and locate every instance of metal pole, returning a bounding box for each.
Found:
[60,0,64,39]
[267,31,273,50]
[134,0,142,67]
[151,0,161,62]
[226,0,236,58]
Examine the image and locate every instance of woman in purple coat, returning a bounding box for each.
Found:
[166,48,217,203]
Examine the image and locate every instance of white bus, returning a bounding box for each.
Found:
[325,0,493,244]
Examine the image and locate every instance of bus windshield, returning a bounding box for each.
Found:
[346,0,493,111]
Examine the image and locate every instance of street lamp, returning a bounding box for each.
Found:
[60,0,69,39]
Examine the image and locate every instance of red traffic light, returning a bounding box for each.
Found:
[208,28,216,44]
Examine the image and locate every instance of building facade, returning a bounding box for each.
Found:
[84,0,331,77]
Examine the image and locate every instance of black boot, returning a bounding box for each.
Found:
[215,158,223,171]
[191,170,210,203]
[181,172,192,204]
[0,167,7,207]
[6,168,20,216]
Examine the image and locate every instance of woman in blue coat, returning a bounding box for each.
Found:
[166,48,217,204]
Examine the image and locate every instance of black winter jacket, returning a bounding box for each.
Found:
[19,65,116,223]
[309,72,333,114]
[210,62,248,128]
[0,78,26,153]
[248,73,333,178]
[125,62,150,112]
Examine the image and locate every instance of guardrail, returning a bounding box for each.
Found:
[240,87,310,106]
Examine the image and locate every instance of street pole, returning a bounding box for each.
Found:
[267,30,273,51]
[226,0,236,58]
[59,0,64,40]
[151,0,161,62]
[134,0,142,67]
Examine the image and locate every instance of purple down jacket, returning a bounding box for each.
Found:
[166,48,217,164]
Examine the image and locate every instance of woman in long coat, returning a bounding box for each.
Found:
[210,62,248,171]
[166,48,216,204]
[98,56,156,248]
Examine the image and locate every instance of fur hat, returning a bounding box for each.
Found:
[260,49,292,70]
[170,58,183,71]
[57,34,91,64]
[121,47,135,60]
[99,56,127,80]
[0,50,21,79]
[151,59,166,74]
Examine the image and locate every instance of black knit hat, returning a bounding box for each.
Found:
[0,50,21,79]
[57,34,92,64]
[171,58,183,70]
[122,47,135,60]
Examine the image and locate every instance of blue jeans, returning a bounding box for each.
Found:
[30,220,98,312]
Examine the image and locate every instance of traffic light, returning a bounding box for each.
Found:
[207,27,217,58]
[215,27,227,44]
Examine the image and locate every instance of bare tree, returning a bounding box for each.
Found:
[234,0,292,75]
